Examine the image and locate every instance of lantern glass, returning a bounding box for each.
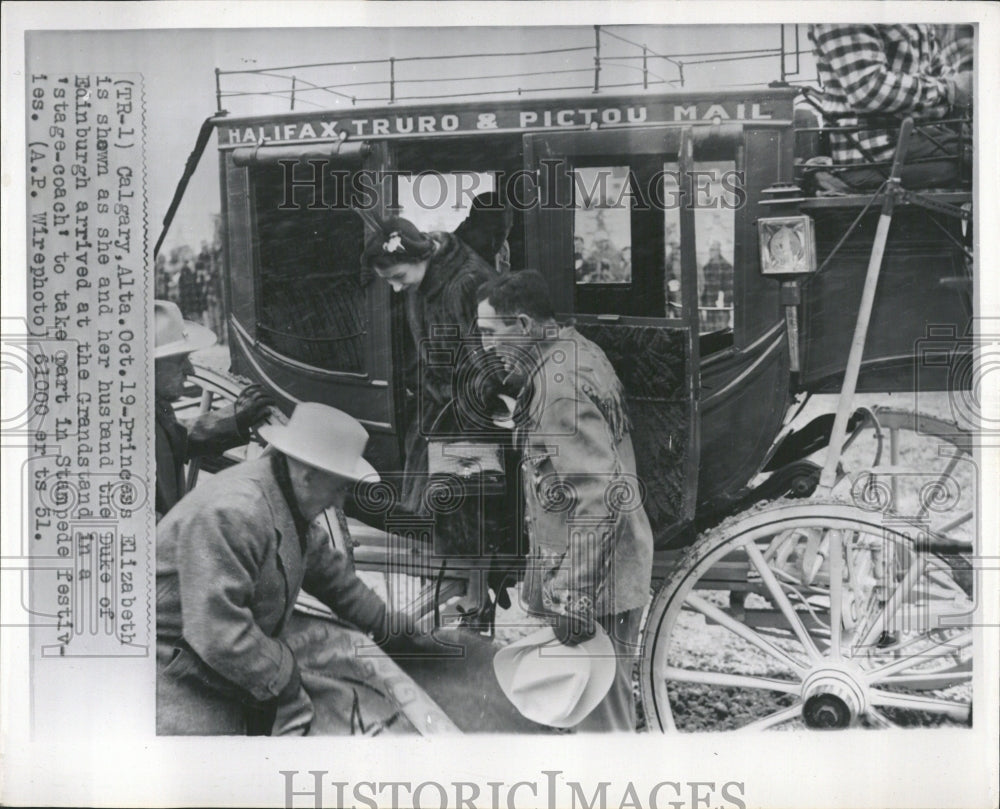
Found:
[758,215,817,275]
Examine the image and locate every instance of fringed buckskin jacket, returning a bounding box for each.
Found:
[516,326,654,620]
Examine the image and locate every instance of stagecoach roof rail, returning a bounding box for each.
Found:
[216,76,685,110]
[213,25,811,114]
[599,27,683,69]
[798,155,969,174]
[796,116,971,133]
[759,190,972,210]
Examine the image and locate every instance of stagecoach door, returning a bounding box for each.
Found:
[221,140,403,472]
[523,127,701,544]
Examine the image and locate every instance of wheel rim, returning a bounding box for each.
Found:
[642,504,973,732]
[838,408,976,547]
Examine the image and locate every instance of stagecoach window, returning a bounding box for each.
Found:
[662,159,738,335]
[396,172,495,233]
[573,166,632,285]
[252,164,368,374]
[694,160,737,335]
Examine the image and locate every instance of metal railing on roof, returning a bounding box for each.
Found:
[214,24,809,113]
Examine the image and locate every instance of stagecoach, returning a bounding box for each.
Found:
[163,48,976,732]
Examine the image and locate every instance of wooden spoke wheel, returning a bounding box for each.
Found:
[640,501,972,732]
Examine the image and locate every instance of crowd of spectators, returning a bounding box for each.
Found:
[155,241,227,344]
[574,231,632,284]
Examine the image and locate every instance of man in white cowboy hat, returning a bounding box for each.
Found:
[154,299,273,519]
[477,271,653,732]
[156,402,424,735]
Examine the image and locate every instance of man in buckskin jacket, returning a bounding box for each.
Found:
[476,270,654,732]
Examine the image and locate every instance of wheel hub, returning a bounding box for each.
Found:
[801,666,868,729]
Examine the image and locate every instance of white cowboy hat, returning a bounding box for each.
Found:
[154,299,217,359]
[258,402,379,482]
[493,624,616,728]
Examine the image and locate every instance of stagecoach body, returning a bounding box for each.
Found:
[184,79,975,732]
[213,86,970,534]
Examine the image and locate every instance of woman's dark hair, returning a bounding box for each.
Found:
[476,270,556,322]
[369,253,425,272]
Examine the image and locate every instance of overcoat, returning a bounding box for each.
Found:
[156,453,386,734]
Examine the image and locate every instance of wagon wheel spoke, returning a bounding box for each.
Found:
[866,555,971,635]
[868,690,970,720]
[937,510,973,536]
[641,501,974,733]
[857,554,923,648]
[745,541,824,661]
[920,565,973,601]
[763,529,802,566]
[684,592,808,675]
[865,707,895,728]
[841,411,975,552]
[887,426,900,505]
[872,668,971,689]
[827,529,845,659]
[664,667,800,694]
[922,557,967,585]
[867,631,972,681]
[735,703,802,732]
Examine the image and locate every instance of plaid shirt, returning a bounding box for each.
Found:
[809,24,955,164]
[938,24,974,74]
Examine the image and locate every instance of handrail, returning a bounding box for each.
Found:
[213,25,807,114]
[154,114,228,258]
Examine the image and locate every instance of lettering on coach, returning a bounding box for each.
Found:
[221,97,786,145]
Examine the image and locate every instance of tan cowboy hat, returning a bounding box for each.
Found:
[154,299,216,359]
[258,402,379,482]
[493,625,615,728]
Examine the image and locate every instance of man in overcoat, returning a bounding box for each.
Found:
[177,260,204,322]
[156,403,411,735]
[476,270,654,731]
